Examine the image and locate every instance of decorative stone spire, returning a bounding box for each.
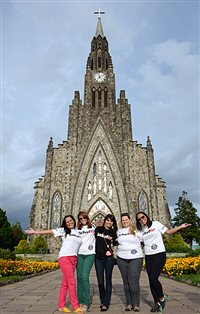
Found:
[146,136,153,150]
[47,137,53,150]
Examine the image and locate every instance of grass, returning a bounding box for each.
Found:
[0,269,57,286]
[174,273,200,285]
[0,274,25,284]
[1,273,200,286]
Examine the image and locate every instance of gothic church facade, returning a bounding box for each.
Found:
[29,17,170,252]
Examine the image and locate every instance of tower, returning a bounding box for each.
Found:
[29,16,170,252]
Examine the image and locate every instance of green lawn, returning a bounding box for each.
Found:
[1,273,200,286]
[174,273,200,285]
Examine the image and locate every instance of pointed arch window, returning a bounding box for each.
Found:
[93,176,97,195]
[91,59,94,70]
[98,57,102,68]
[93,163,97,176]
[106,58,108,69]
[103,163,107,193]
[104,88,108,107]
[109,182,113,199]
[92,88,95,108]
[52,192,62,228]
[98,88,102,107]
[138,191,148,214]
[88,181,92,201]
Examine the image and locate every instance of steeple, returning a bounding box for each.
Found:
[95,17,104,37]
[84,14,115,109]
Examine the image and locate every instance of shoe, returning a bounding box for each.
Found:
[82,305,88,312]
[133,306,140,312]
[160,294,169,309]
[73,307,83,313]
[100,305,109,311]
[59,308,71,313]
[125,305,132,311]
[150,303,162,312]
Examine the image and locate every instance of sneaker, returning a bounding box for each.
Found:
[73,307,83,313]
[125,305,132,311]
[82,305,88,312]
[133,305,140,312]
[58,308,71,313]
[150,303,162,312]
[160,294,169,309]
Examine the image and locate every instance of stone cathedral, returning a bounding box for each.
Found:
[29,17,170,252]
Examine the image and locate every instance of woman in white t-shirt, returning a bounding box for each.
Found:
[77,211,95,312]
[117,213,143,312]
[136,211,191,313]
[25,215,83,314]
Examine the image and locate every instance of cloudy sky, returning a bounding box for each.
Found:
[1,0,199,229]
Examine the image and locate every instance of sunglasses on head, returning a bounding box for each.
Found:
[137,215,146,222]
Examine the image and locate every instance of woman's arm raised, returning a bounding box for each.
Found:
[25,228,53,235]
[165,223,191,235]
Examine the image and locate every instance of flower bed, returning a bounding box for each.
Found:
[162,256,200,276]
[0,259,58,277]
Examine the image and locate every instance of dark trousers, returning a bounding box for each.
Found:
[145,252,166,303]
[95,257,115,307]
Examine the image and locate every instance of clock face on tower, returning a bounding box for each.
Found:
[93,72,106,83]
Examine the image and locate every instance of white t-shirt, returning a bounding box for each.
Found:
[117,227,143,259]
[78,225,96,255]
[52,228,82,259]
[141,221,168,255]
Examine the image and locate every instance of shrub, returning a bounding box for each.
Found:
[31,236,48,254]
[14,240,32,253]
[164,233,190,253]
[0,248,16,260]
[186,248,200,257]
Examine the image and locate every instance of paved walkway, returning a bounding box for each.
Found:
[0,267,199,314]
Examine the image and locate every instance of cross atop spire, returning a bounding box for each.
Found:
[94,9,105,18]
[94,10,105,38]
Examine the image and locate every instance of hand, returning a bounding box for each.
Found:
[25,228,35,234]
[180,223,191,229]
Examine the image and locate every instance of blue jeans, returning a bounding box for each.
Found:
[95,257,115,307]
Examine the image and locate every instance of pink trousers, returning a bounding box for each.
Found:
[58,256,79,310]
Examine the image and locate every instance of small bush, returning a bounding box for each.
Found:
[31,236,48,254]
[0,248,16,260]
[186,248,200,257]
[164,233,190,253]
[14,240,32,253]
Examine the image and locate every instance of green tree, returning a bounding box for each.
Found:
[14,239,32,253]
[172,191,200,248]
[12,221,26,247]
[0,208,14,250]
[31,236,48,253]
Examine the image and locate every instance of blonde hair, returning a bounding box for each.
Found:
[121,213,136,235]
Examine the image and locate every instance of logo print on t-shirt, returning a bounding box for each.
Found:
[131,249,137,254]
[151,244,158,250]
[88,245,93,250]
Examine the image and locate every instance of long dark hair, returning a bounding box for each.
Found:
[61,215,76,235]
[136,211,152,231]
[103,214,118,232]
[77,211,93,229]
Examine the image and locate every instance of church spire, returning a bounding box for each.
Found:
[94,9,105,37]
[95,17,104,38]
